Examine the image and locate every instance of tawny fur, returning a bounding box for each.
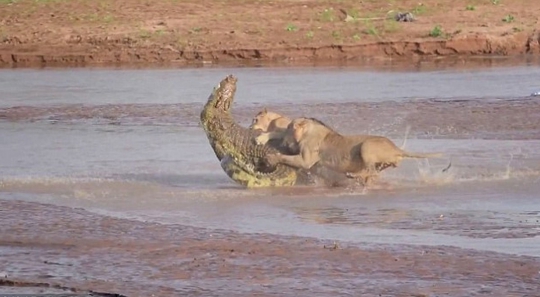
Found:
[264,117,443,186]
[250,108,298,154]
[249,108,291,133]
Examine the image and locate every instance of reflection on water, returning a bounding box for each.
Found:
[1,64,540,256]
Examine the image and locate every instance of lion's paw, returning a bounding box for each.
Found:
[255,133,270,145]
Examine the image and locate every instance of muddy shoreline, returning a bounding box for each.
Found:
[1,200,539,297]
[1,0,539,68]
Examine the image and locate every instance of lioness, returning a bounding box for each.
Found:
[249,108,298,154]
[264,117,443,186]
[249,108,291,133]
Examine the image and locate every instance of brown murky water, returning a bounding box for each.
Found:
[1,62,540,296]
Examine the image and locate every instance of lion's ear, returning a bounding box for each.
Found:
[262,108,268,114]
[292,121,305,131]
[297,120,308,128]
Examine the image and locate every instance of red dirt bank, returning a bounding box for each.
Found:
[0,0,539,68]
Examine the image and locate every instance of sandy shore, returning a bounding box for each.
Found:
[1,0,539,68]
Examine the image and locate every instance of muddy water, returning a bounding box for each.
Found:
[1,64,540,295]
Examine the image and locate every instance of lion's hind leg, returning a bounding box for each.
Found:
[346,166,379,188]
[375,162,396,172]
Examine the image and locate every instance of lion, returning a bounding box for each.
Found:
[249,108,298,154]
[263,117,443,187]
[249,108,291,133]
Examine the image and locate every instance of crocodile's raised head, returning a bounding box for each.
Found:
[202,74,236,119]
[200,74,313,188]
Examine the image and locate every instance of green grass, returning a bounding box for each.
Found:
[67,12,115,24]
[139,30,152,39]
[502,14,515,23]
[343,8,360,22]
[466,5,476,11]
[429,25,443,38]
[383,20,400,33]
[331,30,341,40]
[285,24,298,32]
[319,8,336,22]
[138,28,168,40]
[363,19,378,36]
[412,3,427,15]
[155,29,165,36]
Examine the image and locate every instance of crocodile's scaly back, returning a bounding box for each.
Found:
[200,75,313,188]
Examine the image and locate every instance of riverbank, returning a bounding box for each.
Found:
[1,0,539,68]
[1,200,539,296]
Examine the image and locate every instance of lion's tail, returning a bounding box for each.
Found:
[401,151,444,159]
[399,125,411,149]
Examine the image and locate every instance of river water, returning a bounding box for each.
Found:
[1,62,540,262]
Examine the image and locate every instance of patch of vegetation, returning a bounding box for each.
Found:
[352,33,361,41]
[285,24,298,32]
[0,0,17,4]
[502,14,515,23]
[365,26,378,36]
[68,12,115,24]
[33,0,70,5]
[412,3,427,15]
[190,27,203,33]
[155,29,165,36]
[363,19,378,36]
[331,30,341,41]
[305,31,314,39]
[319,8,336,22]
[347,8,360,19]
[429,25,444,37]
[512,27,523,32]
[491,0,500,4]
[343,8,360,22]
[102,14,114,24]
[465,5,476,11]
[139,30,152,39]
[383,20,400,34]
[138,29,168,40]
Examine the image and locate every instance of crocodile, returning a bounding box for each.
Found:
[199,74,315,188]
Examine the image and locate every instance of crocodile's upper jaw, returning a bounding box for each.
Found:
[208,74,237,112]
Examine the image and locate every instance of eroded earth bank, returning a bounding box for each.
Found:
[1,0,540,67]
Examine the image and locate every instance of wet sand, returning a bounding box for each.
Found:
[1,64,540,296]
[2,200,540,297]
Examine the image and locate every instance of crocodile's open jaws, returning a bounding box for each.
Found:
[199,74,315,188]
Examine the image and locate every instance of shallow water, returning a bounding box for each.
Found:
[1,63,540,259]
